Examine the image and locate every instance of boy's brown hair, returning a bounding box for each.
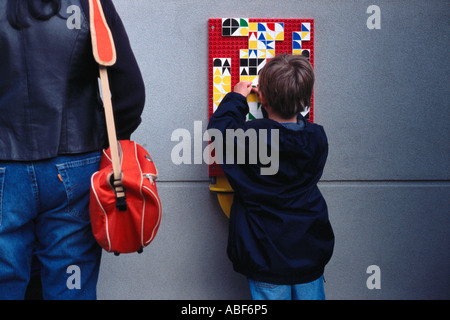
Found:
[258,54,315,119]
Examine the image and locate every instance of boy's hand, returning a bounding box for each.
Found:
[233,81,254,98]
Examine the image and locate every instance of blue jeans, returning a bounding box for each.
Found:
[248,275,325,300]
[0,152,102,300]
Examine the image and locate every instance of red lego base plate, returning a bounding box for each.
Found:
[208,18,315,177]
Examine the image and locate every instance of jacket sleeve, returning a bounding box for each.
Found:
[207,92,250,166]
[207,92,249,133]
[82,0,146,140]
[103,0,145,140]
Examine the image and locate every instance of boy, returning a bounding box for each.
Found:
[207,54,334,300]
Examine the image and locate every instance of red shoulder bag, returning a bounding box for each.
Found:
[88,0,161,255]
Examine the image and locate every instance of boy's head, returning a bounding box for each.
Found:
[258,54,315,120]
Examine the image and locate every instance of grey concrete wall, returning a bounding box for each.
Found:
[96,0,449,300]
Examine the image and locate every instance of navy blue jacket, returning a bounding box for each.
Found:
[0,0,145,160]
[208,92,334,285]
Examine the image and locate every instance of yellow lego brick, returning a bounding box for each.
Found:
[275,32,284,41]
[249,22,258,32]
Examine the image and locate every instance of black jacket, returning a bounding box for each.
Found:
[0,0,145,160]
[208,92,334,285]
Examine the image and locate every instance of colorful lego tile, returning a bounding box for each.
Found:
[292,49,310,60]
[240,66,249,73]
[248,22,256,32]
[257,40,267,50]
[240,66,249,81]
[251,77,258,87]
[248,93,258,103]
[264,22,284,32]
[292,26,312,55]
[240,49,249,58]
[247,100,263,121]
[244,58,265,76]
[272,22,284,40]
[252,23,284,51]
[301,31,310,41]
[222,18,238,36]
[213,57,231,67]
[293,42,302,50]
[301,22,310,32]
[257,23,266,32]
[239,29,249,36]
[212,58,232,111]
[248,58,257,67]
[240,18,249,27]
[301,49,310,60]
[275,22,284,32]
[257,59,266,74]
[293,32,303,51]
[248,49,258,58]
[239,18,249,36]
[222,59,231,74]
[275,32,284,41]
[293,31,302,41]
[265,23,274,32]
[222,18,249,36]
[213,85,227,95]
[240,77,249,82]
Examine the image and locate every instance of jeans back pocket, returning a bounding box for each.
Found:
[56,154,101,219]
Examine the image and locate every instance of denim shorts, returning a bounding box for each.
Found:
[0,152,102,300]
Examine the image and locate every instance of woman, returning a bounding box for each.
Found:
[0,0,145,299]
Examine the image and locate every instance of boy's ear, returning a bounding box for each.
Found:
[259,91,267,107]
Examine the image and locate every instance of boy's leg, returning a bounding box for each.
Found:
[34,153,102,300]
[292,275,325,300]
[0,163,37,299]
[248,279,292,300]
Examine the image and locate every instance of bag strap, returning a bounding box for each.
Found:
[89,0,116,66]
[89,0,126,210]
